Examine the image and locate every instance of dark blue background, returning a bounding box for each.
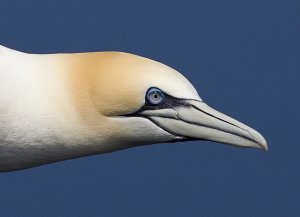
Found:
[0,1,299,216]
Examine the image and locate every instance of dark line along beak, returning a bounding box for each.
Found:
[138,100,268,150]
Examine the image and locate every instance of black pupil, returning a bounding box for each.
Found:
[154,94,158,99]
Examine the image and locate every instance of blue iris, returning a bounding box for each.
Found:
[146,87,165,105]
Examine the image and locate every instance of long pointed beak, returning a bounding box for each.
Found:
[142,100,268,150]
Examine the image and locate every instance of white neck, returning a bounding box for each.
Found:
[0,46,109,171]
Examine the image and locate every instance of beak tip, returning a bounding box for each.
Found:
[255,133,268,151]
[260,142,268,151]
[250,130,268,151]
[261,140,268,151]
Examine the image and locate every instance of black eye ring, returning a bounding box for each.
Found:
[146,87,165,105]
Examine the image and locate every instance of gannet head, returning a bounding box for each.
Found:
[87,52,267,151]
[0,48,268,172]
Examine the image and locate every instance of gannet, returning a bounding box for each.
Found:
[0,45,267,172]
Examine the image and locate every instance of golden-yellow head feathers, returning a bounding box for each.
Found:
[59,52,200,117]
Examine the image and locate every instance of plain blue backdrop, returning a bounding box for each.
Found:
[0,0,299,216]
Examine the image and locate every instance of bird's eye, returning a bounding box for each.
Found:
[146,88,165,105]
